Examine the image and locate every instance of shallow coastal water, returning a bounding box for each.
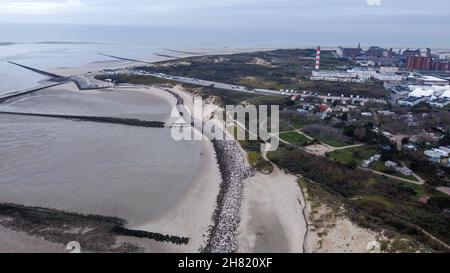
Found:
[0,114,201,227]
[0,87,204,227]
[0,42,161,95]
[0,87,174,122]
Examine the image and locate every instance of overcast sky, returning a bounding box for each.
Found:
[0,0,449,47]
[0,0,448,26]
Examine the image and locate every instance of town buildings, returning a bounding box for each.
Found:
[336,44,363,59]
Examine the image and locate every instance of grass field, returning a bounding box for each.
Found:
[238,77,284,90]
[371,161,419,182]
[301,128,350,147]
[320,138,350,147]
[327,146,378,165]
[279,131,313,146]
[248,151,274,174]
[243,95,287,106]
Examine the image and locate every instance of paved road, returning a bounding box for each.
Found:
[360,168,424,185]
[145,72,387,104]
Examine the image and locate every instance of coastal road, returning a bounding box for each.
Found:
[144,72,387,104]
[360,168,424,185]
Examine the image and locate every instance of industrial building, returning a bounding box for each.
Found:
[366,46,394,58]
[372,73,403,82]
[397,96,428,106]
[397,84,450,107]
[429,98,450,108]
[310,70,366,83]
[419,76,449,86]
[380,66,399,73]
[336,44,363,59]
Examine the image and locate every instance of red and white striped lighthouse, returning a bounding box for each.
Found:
[315,46,321,70]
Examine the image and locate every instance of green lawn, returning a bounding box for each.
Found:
[288,122,306,130]
[358,194,396,209]
[371,161,419,182]
[243,95,287,106]
[327,146,378,165]
[279,131,313,146]
[320,138,349,147]
[301,130,349,147]
[248,151,274,174]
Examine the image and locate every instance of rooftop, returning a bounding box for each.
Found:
[399,96,426,102]
[421,76,448,82]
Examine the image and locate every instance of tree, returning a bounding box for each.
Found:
[428,196,450,210]
[354,127,368,141]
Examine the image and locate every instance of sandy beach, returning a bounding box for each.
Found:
[238,169,307,253]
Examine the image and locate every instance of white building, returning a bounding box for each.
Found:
[404,85,450,107]
[312,70,355,78]
[396,167,413,176]
[398,96,428,106]
[347,68,376,80]
[385,161,398,168]
[311,70,367,83]
[429,99,450,108]
[438,146,450,154]
[408,86,436,98]
[425,150,442,159]
[380,67,399,73]
[440,88,450,99]
[433,148,449,157]
[362,154,381,168]
[373,73,403,82]
[420,76,449,86]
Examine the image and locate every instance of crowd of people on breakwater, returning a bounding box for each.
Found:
[203,140,255,253]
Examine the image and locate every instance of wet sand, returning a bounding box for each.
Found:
[0,115,201,226]
[0,82,176,122]
[0,226,66,253]
[131,137,221,252]
[0,81,222,252]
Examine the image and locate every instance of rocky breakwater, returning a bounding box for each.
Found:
[203,140,255,253]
